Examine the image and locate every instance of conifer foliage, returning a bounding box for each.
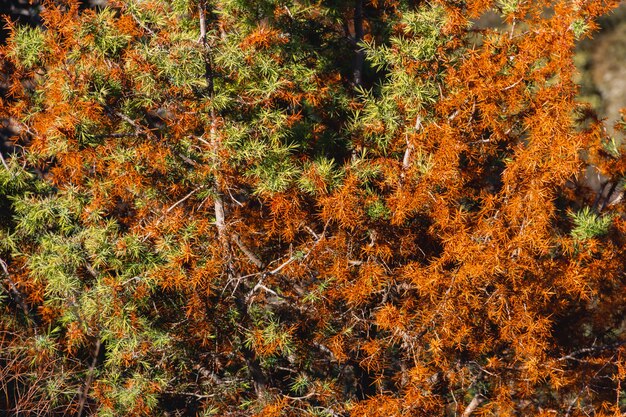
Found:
[1,0,626,415]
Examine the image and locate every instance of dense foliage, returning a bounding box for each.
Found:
[1,0,626,416]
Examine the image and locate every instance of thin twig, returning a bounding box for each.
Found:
[163,390,216,399]
[284,391,316,401]
[304,225,319,240]
[232,234,264,268]
[114,110,144,132]
[77,339,101,417]
[565,354,616,417]
[233,222,329,299]
[128,7,156,37]
[501,77,524,91]
[558,341,626,362]
[283,6,294,19]
[0,152,11,174]
[245,282,280,304]
[268,254,297,275]
[167,186,205,213]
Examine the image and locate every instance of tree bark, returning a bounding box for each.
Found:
[353,0,364,87]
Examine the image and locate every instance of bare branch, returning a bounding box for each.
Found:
[167,186,205,213]
[163,390,216,399]
[558,341,626,362]
[353,0,364,87]
[284,391,316,401]
[129,9,156,37]
[461,394,484,417]
[403,115,422,171]
[232,234,264,268]
[77,339,101,417]
[246,281,280,304]
[198,2,207,43]
[0,152,11,174]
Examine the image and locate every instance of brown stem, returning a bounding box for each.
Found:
[0,151,10,174]
[232,293,268,399]
[198,2,227,247]
[353,0,364,87]
[77,339,101,417]
[197,3,267,400]
[461,394,484,417]
[232,234,264,269]
[199,0,214,97]
[558,340,626,362]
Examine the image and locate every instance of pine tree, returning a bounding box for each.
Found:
[1,1,626,416]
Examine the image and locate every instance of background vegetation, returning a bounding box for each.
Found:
[1,1,626,416]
